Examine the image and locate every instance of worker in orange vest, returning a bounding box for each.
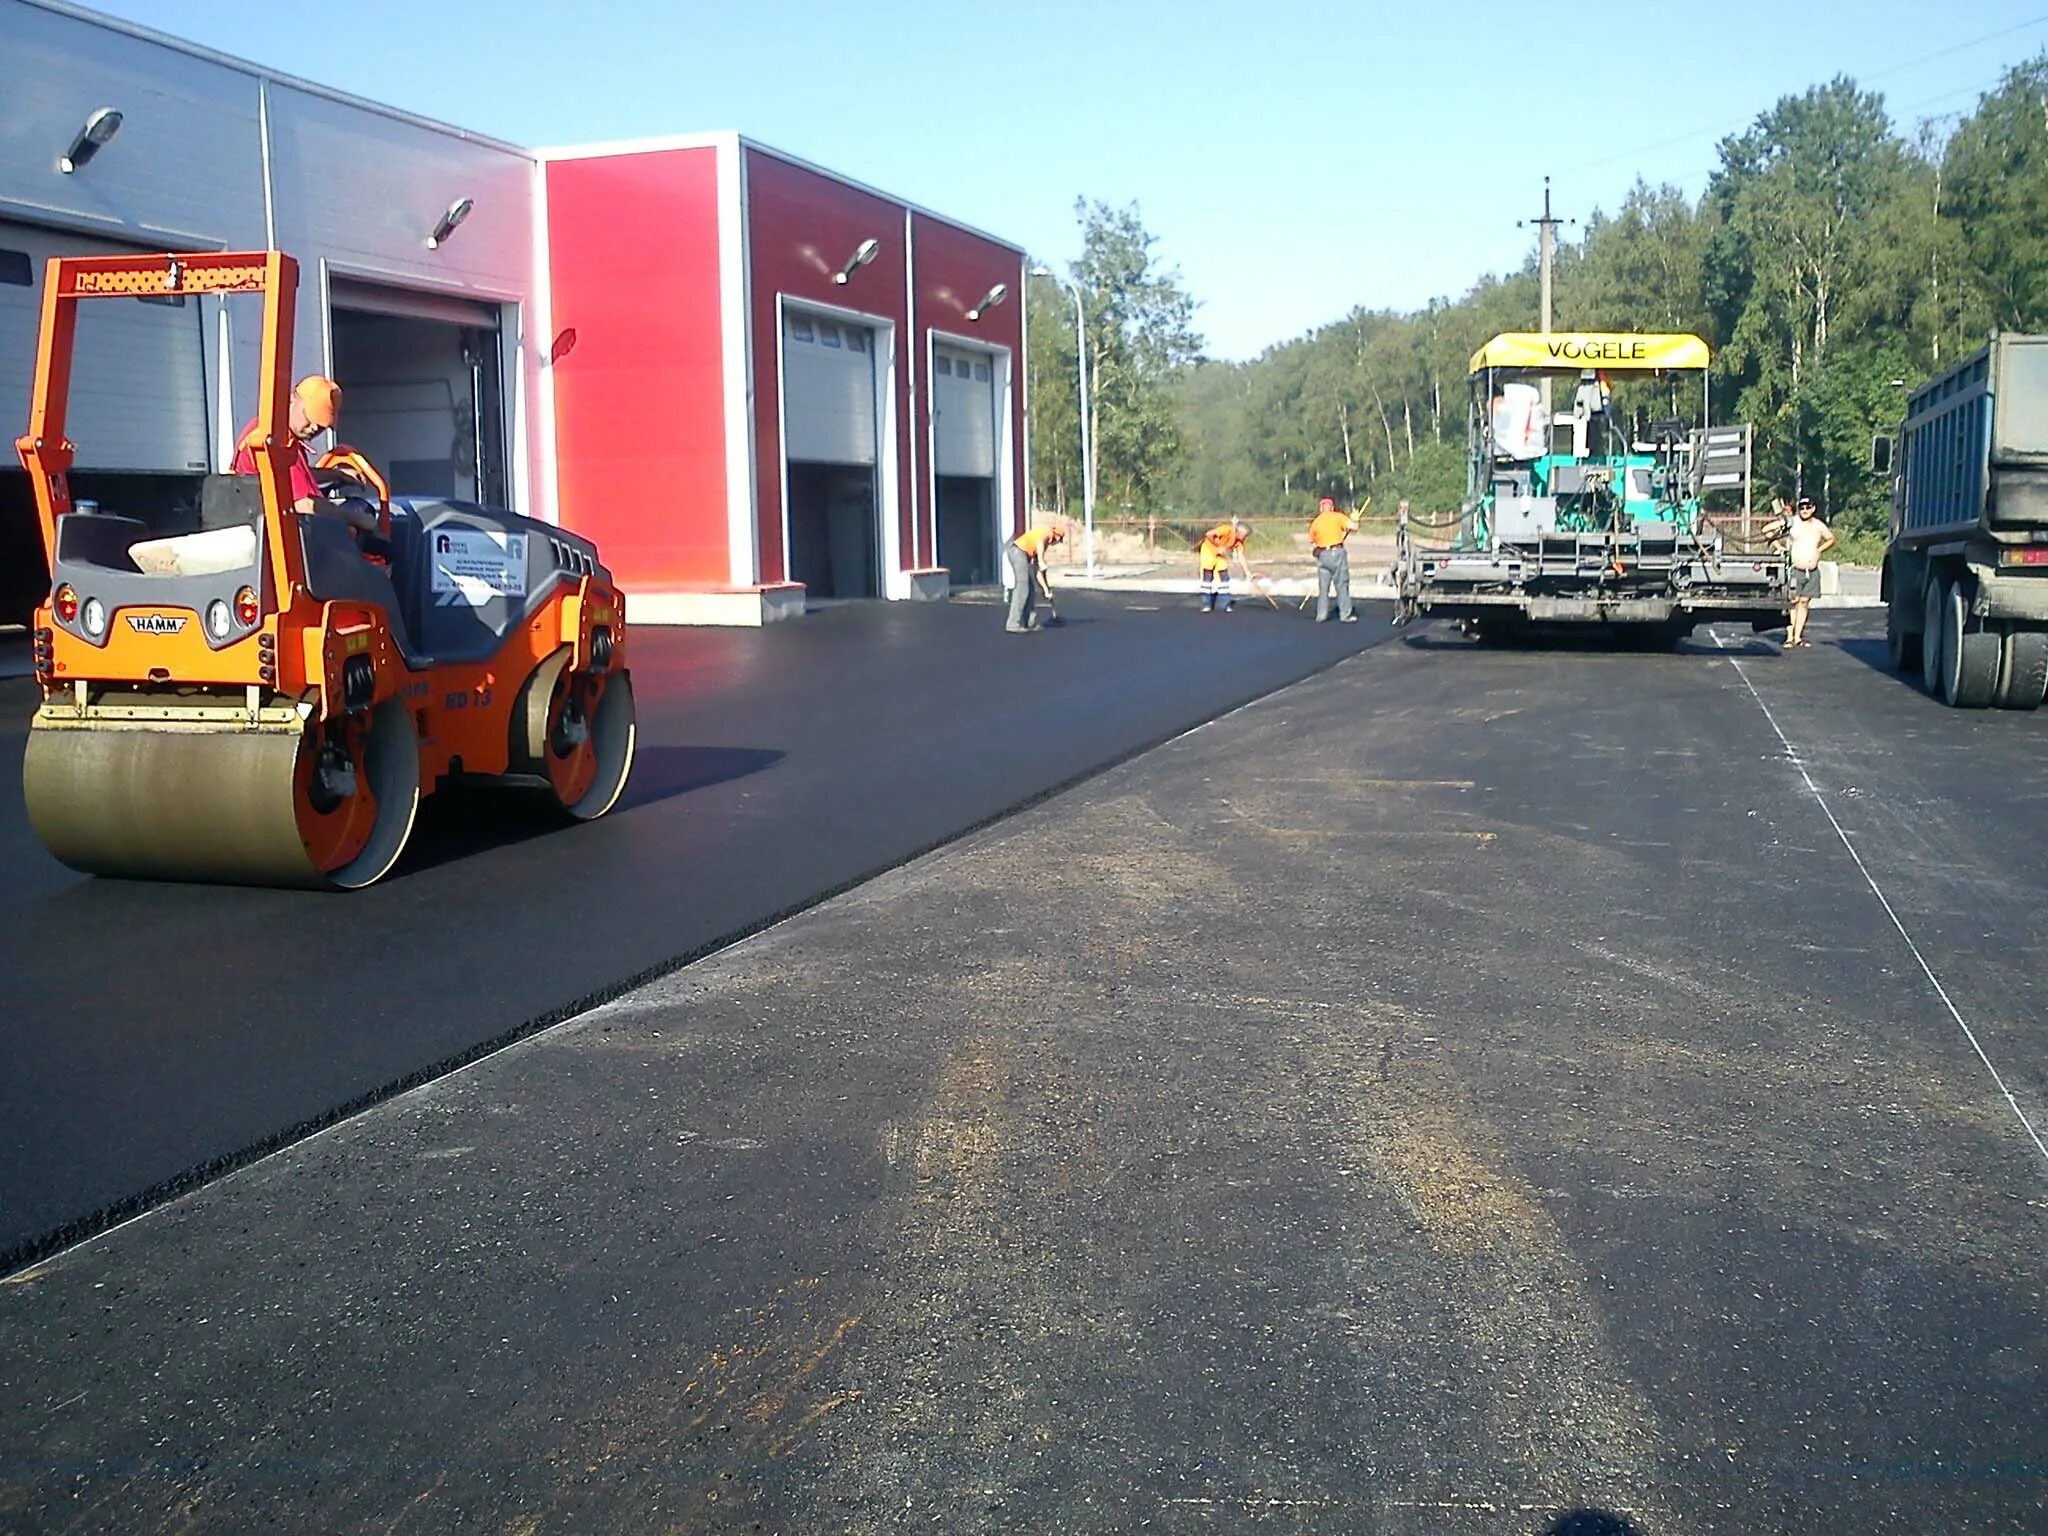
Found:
[1308,496,1361,623]
[1006,521,1065,632]
[1197,518,1250,612]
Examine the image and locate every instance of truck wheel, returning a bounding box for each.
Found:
[1885,579,1920,674]
[1921,577,1948,697]
[1942,581,1998,708]
[1995,628,2048,711]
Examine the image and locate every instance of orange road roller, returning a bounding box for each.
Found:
[15,250,635,888]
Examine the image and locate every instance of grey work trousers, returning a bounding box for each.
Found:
[1315,545,1352,621]
[1006,544,1038,630]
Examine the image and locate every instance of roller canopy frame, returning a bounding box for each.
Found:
[15,250,308,605]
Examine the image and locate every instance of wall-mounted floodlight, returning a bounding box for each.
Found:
[965,283,1010,322]
[833,237,881,285]
[58,107,123,174]
[427,196,475,250]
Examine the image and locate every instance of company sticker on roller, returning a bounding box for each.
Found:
[430,528,528,606]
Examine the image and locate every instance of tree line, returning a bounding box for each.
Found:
[1027,57,2048,552]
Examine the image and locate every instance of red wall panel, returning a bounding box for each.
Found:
[745,150,912,584]
[546,148,729,590]
[911,214,1026,558]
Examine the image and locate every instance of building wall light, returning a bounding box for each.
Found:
[966,283,1009,321]
[59,107,123,174]
[833,238,881,285]
[427,196,475,250]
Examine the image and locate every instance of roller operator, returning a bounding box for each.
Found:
[231,374,378,534]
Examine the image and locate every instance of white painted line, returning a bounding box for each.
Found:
[1713,631,2048,1169]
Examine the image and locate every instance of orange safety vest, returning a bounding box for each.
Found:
[1198,524,1245,572]
[1014,525,1063,559]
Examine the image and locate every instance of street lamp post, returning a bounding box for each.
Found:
[1031,264,1096,575]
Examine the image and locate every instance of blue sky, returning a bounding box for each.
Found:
[78,0,2048,359]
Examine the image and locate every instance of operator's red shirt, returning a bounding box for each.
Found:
[230,419,318,503]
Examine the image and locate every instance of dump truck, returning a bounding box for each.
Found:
[1395,332,1786,642]
[17,249,637,887]
[1878,333,2048,709]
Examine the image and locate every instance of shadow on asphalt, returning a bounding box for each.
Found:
[1399,627,1780,657]
[394,745,786,875]
[1835,634,1907,681]
[1546,1513,1647,1536]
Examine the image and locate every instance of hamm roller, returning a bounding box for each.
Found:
[16,249,635,888]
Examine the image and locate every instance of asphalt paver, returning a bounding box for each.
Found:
[1,611,2040,1533]
[0,594,1388,1267]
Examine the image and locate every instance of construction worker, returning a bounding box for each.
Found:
[231,375,375,533]
[1771,494,1837,649]
[1197,518,1250,612]
[1309,496,1361,623]
[1006,521,1065,632]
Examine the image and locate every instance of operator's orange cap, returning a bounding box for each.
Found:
[295,375,343,429]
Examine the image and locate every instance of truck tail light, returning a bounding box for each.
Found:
[235,586,260,625]
[2003,547,2048,566]
[53,584,78,623]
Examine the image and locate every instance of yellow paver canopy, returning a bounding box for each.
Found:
[1469,332,1711,374]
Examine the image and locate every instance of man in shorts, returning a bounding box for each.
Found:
[1777,495,1836,648]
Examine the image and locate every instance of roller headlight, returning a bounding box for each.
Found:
[206,599,233,640]
[81,597,107,638]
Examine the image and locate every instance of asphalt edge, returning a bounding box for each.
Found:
[1,614,1400,1278]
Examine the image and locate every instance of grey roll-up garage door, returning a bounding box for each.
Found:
[328,275,501,329]
[0,222,209,472]
[782,308,876,465]
[933,345,995,477]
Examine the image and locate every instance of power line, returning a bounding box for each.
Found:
[1559,12,2048,176]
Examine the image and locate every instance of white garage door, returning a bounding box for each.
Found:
[0,223,210,473]
[782,308,876,466]
[933,345,996,478]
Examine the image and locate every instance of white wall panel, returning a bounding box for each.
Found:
[265,83,542,514]
[0,2,549,516]
[0,0,265,248]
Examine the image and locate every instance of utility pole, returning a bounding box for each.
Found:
[1519,177,1573,416]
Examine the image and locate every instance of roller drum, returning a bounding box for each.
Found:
[24,696,421,889]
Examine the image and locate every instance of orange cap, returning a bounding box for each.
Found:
[295,375,342,428]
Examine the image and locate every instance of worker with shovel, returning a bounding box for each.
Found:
[1309,496,1361,623]
[1198,518,1251,612]
[1005,521,1066,632]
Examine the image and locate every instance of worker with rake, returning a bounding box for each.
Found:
[1005,520,1066,632]
[1197,518,1252,612]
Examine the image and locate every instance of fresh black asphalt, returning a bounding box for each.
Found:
[0,610,2040,1533]
[0,593,1388,1266]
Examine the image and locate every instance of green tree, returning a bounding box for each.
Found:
[1705,78,1933,513]
[1026,270,1080,516]
[1941,54,2048,334]
[1066,199,1203,516]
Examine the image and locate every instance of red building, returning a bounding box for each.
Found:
[543,134,1026,624]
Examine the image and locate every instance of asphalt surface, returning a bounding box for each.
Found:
[0,592,1388,1268]
[1,610,2041,1533]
